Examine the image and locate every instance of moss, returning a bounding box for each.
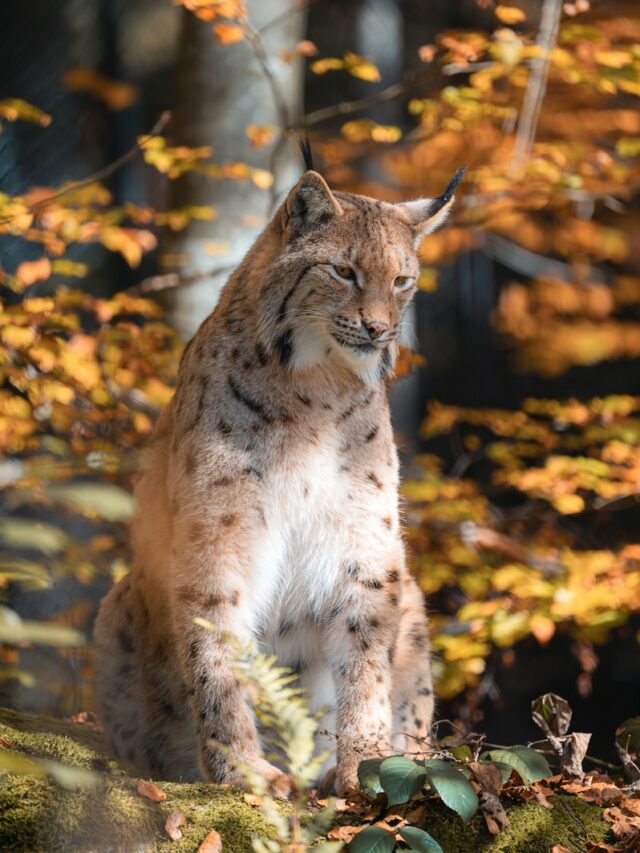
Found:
[0,708,615,853]
[417,794,611,853]
[0,708,276,852]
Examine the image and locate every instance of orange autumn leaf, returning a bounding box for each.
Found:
[63,68,138,111]
[137,778,167,802]
[15,258,52,288]
[212,22,245,44]
[197,830,222,853]
[246,124,276,149]
[495,5,526,24]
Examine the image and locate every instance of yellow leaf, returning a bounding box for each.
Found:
[212,22,245,43]
[344,52,381,83]
[593,50,632,69]
[0,99,52,127]
[310,57,345,75]
[0,326,37,349]
[553,494,585,514]
[495,5,526,24]
[250,168,274,190]
[341,119,401,143]
[51,259,89,278]
[530,615,556,645]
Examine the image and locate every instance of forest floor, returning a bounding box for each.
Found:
[0,707,624,853]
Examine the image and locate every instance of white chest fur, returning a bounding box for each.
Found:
[249,439,347,639]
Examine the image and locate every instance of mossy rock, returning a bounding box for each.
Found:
[0,708,613,852]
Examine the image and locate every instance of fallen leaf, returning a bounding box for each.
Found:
[479,790,509,834]
[197,829,222,852]
[561,732,591,779]
[137,778,167,802]
[243,793,263,807]
[165,809,187,841]
[327,825,361,842]
[0,736,13,749]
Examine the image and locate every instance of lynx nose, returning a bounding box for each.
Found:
[363,320,389,340]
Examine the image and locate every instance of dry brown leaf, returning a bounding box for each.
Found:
[243,793,263,807]
[0,736,13,749]
[469,761,503,795]
[479,790,509,834]
[197,829,223,852]
[212,22,244,43]
[165,809,187,842]
[137,778,167,802]
[562,732,592,779]
[327,825,361,842]
[562,780,624,805]
[551,846,572,853]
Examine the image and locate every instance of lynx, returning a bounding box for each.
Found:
[94,166,463,796]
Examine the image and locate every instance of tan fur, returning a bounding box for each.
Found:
[94,171,456,795]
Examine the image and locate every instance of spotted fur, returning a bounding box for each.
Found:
[94,170,459,795]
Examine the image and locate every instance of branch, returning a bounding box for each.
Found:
[299,67,438,129]
[125,263,234,297]
[510,0,563,173]
[3,112,172,224]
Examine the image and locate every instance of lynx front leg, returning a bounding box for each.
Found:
[170,514,290,796]
[391,574,434,755]
[326,561,398,796]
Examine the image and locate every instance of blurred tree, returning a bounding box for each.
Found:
[162,0,307,338]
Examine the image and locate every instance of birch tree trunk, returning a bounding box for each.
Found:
[163,1,306,338]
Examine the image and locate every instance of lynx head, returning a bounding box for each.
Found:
[267,167,464,385]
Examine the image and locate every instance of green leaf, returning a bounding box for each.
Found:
[399,826,444,853]
[616,718,640,757]
[358,758,384,797]
[47,483,136,522]
[349,826,395,853]
[481,747,551,783]
[380,755,427,805]
[423,759,479,823]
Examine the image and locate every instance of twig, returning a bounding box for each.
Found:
[0,112,171,226]
[556,794,591,848]
[299,68,437,129]
[510,0,563,174]
[125,263,234,297]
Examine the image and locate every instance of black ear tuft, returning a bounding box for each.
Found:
[299,135,315,172]
[427,164,467,218]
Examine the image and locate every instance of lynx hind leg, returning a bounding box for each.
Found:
[94,576,199,781]
[391,575,434,756]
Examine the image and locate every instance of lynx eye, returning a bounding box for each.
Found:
[333,265,357,282]
[394,275,412,290]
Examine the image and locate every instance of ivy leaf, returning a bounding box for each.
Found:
[399,826,444,853]
[380,755,427,805]
[358,758,384,797]
[423,759,479,823]
[481,748,551,783]
[349,826,395,853]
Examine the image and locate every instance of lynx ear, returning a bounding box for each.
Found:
[284,171,343,235]
[396,165,466,240]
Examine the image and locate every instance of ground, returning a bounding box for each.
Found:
[0,708,613,852]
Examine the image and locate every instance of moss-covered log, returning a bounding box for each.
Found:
[0,708,613,852]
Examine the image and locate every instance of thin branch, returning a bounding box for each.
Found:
[125,263,234,297]
[1,112,171,225]
[299,67,437,129]
[510,0,563,173]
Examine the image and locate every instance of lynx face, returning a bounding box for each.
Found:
[272,171,459,382]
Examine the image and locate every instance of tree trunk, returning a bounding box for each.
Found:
[162,1,306,338]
